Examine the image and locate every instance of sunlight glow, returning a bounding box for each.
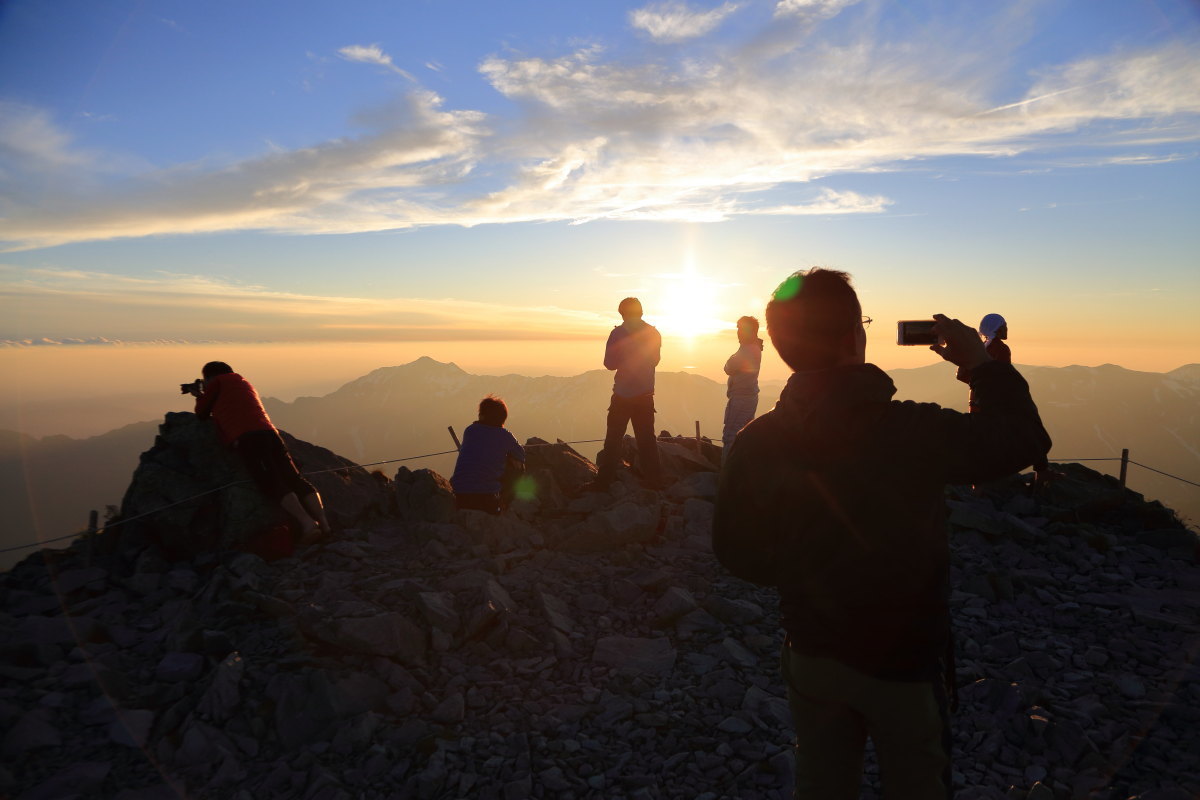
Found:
[649,261,729,341]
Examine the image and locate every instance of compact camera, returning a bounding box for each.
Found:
[180,379,202,395]
[896,320,940,346]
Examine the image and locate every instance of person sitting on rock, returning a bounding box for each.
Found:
[450,395,526,514]
[189,361,330,544]
[721,315,764,456]
[714,269,1051,799]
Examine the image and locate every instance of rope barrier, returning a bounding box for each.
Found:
[1129,461,1200,490]
[3,437,1194,558]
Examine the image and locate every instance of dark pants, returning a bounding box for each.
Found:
[598,392,661,481]
[235,429,314,502]
[780,646,953,799]
[455,493,500,514]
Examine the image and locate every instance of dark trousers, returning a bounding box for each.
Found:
[598,392,662,481]
[235,429,314,502]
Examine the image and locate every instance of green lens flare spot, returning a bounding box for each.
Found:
[773,273,803,302]
[514,475,537,502]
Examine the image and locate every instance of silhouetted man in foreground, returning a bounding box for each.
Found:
[190,361,330,544]
[597,297,664,488]
[713,269,1050,799]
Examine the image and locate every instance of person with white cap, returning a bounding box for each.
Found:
[959,314,1055,484]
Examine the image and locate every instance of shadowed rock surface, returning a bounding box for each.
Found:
[0,424,1196,799]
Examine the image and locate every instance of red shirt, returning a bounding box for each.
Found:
[194,373,275,444]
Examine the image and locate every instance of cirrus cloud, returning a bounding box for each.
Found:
[1,6,1198,251]
[629,1,742,42]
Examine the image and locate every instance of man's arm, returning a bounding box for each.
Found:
[649,327,661,368]
[193,380,218,420]
[603,329,622,371]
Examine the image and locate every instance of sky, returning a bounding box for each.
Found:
[1,0,1199,437]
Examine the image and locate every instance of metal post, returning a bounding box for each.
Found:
[1119,448,1129,488]
[448,426,462,451]
[694,420,702,453]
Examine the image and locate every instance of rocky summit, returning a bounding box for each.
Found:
[1,413,1197,800]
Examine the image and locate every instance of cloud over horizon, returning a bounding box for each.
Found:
[0,266,611,343]
[1,5,1198,251]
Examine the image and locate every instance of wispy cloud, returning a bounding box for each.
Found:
[0,266,610,343]
[338,43,414,80]
[1,11,1198,250]
[629,1,741,42]
[773,0,863,21]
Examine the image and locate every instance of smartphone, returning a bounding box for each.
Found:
[897,320,939,346]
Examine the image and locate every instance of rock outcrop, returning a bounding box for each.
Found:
[0,422,1196,800]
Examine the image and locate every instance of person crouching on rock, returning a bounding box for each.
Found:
[451,395,526,515]
[189,361,330,545]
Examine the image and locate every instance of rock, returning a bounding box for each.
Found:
[524,439,598,496]
[417,592,461,635]
[52,566,108,595]
[17,762,110,800]
[593,636,676,677]
[196,652,245,722]
[682,498,715,538]
[560,501,660,551]
[1115,674,1146,699]
[538,590,577,634]
[155,652,205,682]
[431,693,466,724]
[109,709,155,748]
[652,587,698,627]
[1,708,60,757]
[302,611,427,664]
[266,670,338,749]
[393,467,456,523]
[703,595,763,625]
[668,472,718,501]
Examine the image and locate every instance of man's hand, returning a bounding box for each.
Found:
[188,381,204,398]
[929,313,991,370]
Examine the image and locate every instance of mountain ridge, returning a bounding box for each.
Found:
[3,357,1197,568]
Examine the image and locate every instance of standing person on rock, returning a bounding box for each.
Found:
[958,313,1056,487]
[713,269,1051,799]
[450,395,526,515]
[189,361,330,544]
[721,315,764,457]
[596,297,664,489]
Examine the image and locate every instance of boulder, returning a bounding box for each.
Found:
[111,412,391,558]
[393,467,456,523]
[593,636,676,677]
[524,439,598,496]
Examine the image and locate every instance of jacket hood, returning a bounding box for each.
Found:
[775,364,896,464]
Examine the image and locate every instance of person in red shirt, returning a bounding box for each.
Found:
[190,361,330,543]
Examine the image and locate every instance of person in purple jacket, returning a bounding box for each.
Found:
[450,396,526,514]
[597,297,664,488]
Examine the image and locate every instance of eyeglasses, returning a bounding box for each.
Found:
[861,316,873,329]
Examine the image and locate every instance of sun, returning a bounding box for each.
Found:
[650,271,728,341]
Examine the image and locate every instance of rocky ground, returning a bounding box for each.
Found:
[1,413,1198,799]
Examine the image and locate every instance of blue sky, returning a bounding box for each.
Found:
[1,0,1198,371]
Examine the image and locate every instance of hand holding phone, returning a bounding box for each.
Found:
[928,314,990,369]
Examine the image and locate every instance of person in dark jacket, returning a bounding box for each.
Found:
[713,270,1050,799]
[190,361,330,544]
[450,395,526,514]
[597,297,664,487]
[958,313,1054,484]
[721,315,764,456]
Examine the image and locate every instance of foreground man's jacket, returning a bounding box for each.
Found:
[713,361,1050,680]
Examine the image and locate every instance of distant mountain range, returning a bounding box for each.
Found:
[3,357,1197,568]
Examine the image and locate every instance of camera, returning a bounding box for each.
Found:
[897,320,939,346]
[180,379,202,395]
